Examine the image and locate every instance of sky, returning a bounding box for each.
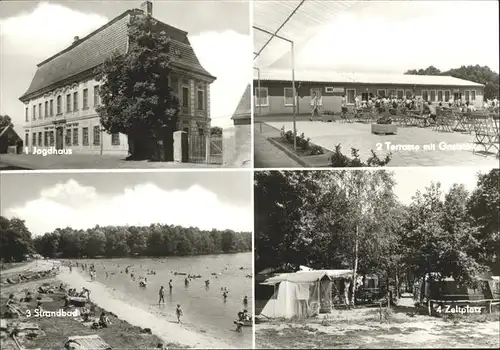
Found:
[0,0,251,136]
[392,166,494,205]
[255,0,499,74]
[0,170,253,236]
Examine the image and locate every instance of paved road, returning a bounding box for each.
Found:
[254,123,301,168]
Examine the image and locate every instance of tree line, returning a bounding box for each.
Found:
[405,65,499,100]
[255,169,499,302]
[0,220,252,262]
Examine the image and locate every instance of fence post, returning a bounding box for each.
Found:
[205,133,211,164]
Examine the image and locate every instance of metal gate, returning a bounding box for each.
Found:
[187,134,223,164]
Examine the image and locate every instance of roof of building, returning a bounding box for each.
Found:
[0,125,21,140]
[20,9,214,101]
[231,84,251,120]
[254,69,484,87]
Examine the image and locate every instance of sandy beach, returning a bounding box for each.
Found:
[55,262,235,349]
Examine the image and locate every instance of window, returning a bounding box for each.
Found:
[39,103,42,119]
[32,132,36,146]
[437,90,443,102]
[405,89,413,99]
[73,128,78,145]
[284,87,295,106]
[57,96,62,114]
[377,89,386,98]
[197,89,204,110]
[444,90,451,102]
[45,102,48,118]
[465,90,470,102]
[255,87,269,107]
[38,132,42,146]
[346,89,356,105]
[83,89,88,109]
[471,90,476,101]
[93,126,100,145]
[49,131,54,146]
[422,90,429,102]
[182,86,189,108]
[454,92,461,101]
[430,90,436,102]
[50,100,54,116]
[25,134,29,147]
[361,92,369,101]
[397,90,404,99]
[325,87,335,93]
[388,89,396,98]
[25,108,28,122]
[73,92,78,111]
[66,94,72,113]
[82,127,89,146]
[33,105,36,120]
[94,85,100,106]
[66,129,72,146]
[111,133,120,146]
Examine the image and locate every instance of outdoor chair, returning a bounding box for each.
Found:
[434,108,453,132]
[473,114,499,157]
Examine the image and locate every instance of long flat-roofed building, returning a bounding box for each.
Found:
[20,1,215,155]
[253,70,484,116]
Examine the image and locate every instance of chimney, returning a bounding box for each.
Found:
[73,36,80,44]
[140,1,153,16]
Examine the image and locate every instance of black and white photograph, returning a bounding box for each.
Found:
[0,0,251,170]
[0,170,253,348]
[253,0,499,168]
[254,168,499,348]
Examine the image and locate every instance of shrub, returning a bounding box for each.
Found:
[309,145,324,155]
[284,131,294,144]
[329,144,392,167]
[376,115,393,124]
[297,133,311,150]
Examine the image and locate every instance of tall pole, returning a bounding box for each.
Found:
[258,69,262,117]
[291,41,296,151]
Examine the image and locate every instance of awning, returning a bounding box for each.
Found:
[253,0,360,68]
[261,269,353,285]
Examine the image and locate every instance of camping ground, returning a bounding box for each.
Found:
[254,168,500,348]
[255,301,500,348]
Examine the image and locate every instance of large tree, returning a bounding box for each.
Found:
[0,217,33,262]
[96,13,180,160]
[0,115,13,129]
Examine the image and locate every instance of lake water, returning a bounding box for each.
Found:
[73,253,252,348]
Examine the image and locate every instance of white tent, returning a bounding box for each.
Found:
[260,269,352,319]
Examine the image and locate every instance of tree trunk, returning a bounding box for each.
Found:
[351,224,359,306]
[395,266,400,299]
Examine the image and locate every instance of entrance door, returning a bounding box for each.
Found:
[56,128,63,150]
[454,92,462,101]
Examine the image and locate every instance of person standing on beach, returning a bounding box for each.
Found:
[169,279,173,293]
[243,296,248,306]
[158,286,165,304]
[176,304,183,323]
[223,290,228,302]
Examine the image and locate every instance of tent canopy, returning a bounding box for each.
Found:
[253,0,359,67]
[262,269,352,285]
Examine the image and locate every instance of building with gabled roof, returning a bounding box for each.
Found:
[20,1,215,156]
